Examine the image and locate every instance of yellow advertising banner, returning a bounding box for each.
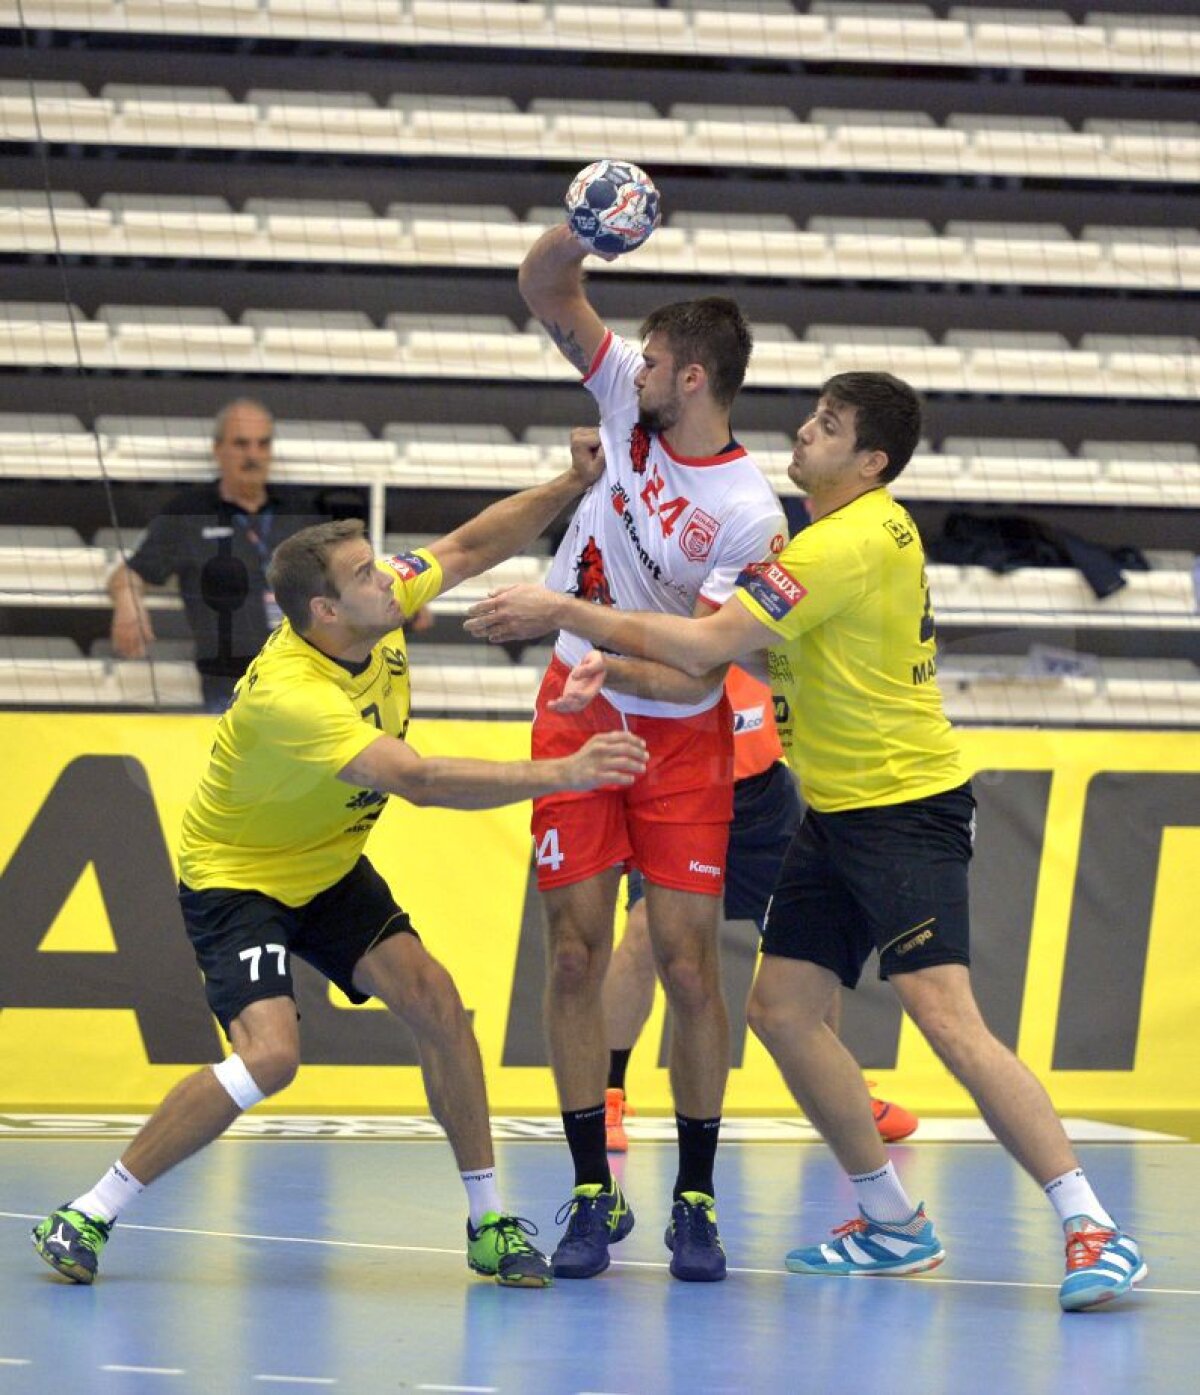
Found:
[0,714,1196,1114]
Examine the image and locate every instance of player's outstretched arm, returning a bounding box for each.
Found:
[550,648,726,712]
[337,730,648,810]
[467,585,775,677]
[427,428,604,594]
[519,225,608,375]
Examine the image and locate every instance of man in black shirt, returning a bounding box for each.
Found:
[107,399,323,712]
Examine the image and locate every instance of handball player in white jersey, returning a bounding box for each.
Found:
[516,225,785,1282]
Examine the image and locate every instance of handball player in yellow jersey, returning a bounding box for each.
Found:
[466,373,1144,1313]
[32,437,647,1291]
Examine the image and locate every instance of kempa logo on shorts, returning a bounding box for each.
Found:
[884,917,937,957]
[688,859,722,877]
[896,926,935,955]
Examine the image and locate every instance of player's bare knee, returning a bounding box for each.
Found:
[658,955,719,1017]
[399,958,469,1038]
[548,937,603,996]
[910,1003,975,1067]
[249,1049,302,1099]
[746,987,783,1046]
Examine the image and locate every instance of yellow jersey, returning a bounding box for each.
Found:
[178,549,444,905]
[732,488,964,812]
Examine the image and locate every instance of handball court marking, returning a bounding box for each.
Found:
[4,1210,1196,1297]
[0,1113,1185,1143]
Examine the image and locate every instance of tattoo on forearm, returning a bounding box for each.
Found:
[542,319,591,374]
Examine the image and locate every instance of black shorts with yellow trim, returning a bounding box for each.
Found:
[761,782,975,985]
[179,856,418,1036]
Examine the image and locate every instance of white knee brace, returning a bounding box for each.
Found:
[211,1053,266,1110]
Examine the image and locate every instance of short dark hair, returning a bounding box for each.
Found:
[819,372,923,482]
[266,519,365,632]
[639,297,753,407]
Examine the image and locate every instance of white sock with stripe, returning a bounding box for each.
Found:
[70,1160,145,1225]
[1043,1168,1116,1230]
[849,1161,917,1225]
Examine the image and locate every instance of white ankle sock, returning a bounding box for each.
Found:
[849,1161,917,1224]
[1043,1168,1115,1230]
[461,1168,504,1227]
[70,1160,145,1225]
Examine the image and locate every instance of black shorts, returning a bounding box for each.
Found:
[179,857,418,1036]
[761,782,975,986]
[626,760,803,928]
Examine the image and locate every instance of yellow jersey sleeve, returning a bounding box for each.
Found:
[732,525,863,638]
[381,546,444,619]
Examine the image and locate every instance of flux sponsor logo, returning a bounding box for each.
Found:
[737,561,807,621]
[688,859,722,877]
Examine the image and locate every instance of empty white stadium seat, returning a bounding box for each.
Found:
[5,1,1200,78]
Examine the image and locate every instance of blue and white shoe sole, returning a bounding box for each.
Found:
[1059,1260,1149,1312]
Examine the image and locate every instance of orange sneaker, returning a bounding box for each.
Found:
[605,1087,629,1153]
[870,1093,918,1143]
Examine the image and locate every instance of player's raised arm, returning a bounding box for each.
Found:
[425,427,604,594]
[337,730,647,810]
[521,160,661,375]
[519,225,608,375]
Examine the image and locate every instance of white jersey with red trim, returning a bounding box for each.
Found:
[544,329,786,718]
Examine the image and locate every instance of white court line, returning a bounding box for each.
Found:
[253,1378,338,1386]
[415,1387,497,1393]
[0,1114,1186,1142]
[3,1213,1195,1297]
[0,1358,32,1365]
[100,1365,184,1375]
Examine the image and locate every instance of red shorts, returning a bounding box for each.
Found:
[531,656,734,894]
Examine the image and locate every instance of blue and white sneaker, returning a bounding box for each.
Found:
[551,1178,634,1279]
[1058,1216,1147,1312]
[785,1205,945,1277]
[664,1191,727,1282]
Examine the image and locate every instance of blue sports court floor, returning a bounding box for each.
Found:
[1,1115,1195,1394]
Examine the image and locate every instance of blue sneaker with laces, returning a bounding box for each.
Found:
[785,1204,945,1277]
[551,1178,634,1279]
[1058,1216,1147,1312]
[664,1191,727,1282]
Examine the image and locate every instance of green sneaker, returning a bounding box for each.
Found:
[466,1212,553,1288]
[31,1206,113,1285]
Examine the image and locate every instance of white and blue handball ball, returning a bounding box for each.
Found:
[564,160,661,256]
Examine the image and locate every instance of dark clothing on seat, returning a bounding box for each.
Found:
[126,482,324,686]
[926,511,1147,600]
